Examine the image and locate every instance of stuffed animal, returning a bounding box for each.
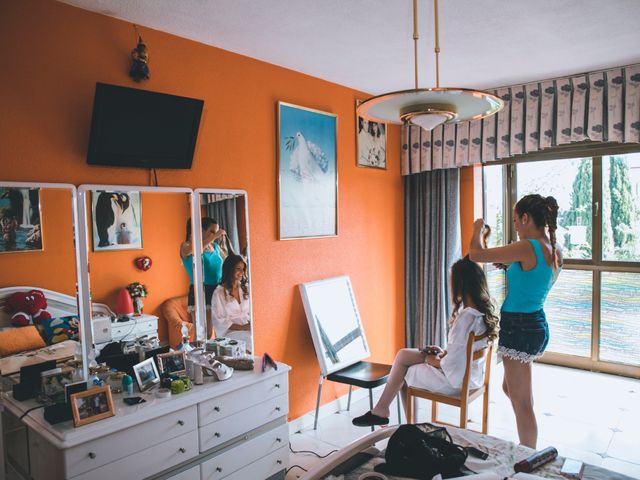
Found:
[5,289,52,327]
[46,316,79,344]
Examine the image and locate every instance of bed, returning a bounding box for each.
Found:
[0,286,114,376]
[301,423,634,480]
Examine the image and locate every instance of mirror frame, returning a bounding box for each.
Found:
[0,181,88,380]
[194,188,253,349]
[77,184,196,353]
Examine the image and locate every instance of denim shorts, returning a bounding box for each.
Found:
[498,309,549,363]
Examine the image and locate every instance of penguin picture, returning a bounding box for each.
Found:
[91,191,141,251]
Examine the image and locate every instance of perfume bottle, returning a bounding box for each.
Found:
[178,322,194,353]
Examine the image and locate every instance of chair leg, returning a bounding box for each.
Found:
[431,401,438,424]
[406,391,413,424]
[368,389,374,432]
[396,394,402,424]
[347,385,353,411]
[459,402,468,430]
[313,375,324,430]
[482,390,489,434]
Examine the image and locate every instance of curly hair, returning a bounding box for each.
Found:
[450,256,499,341]
[515,194,560,268]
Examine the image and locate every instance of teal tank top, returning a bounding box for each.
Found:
[181,244,222,286]
[501,239,559,313]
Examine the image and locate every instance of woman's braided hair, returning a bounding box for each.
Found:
[515,194,560,268]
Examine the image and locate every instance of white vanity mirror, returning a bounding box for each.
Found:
[193,189,253,353]
[0,182,89,384]
[77,185,195,355]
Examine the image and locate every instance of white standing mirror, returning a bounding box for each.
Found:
[77,185,195,356]
[194,189,253,354]
[0,182,91,384]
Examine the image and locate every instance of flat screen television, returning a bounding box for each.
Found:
[87,83,204,169]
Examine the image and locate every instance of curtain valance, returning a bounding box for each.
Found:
[401,64,640,175]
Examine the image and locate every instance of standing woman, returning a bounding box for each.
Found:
[180,217,225,338]
[469,194,562,448]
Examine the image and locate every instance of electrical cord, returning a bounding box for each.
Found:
[19,404,47,421]
[284,464,308,475]
[289,442,339,458]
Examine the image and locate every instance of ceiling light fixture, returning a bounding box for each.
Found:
[357,0,503,131]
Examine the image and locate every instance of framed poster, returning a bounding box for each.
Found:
[0,187,43,252]
[277,102,337,239]
[91,190,142,251]
[356,100,387,169]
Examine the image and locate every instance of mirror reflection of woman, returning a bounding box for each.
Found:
[180,217,225,338]
[211,254,251,350]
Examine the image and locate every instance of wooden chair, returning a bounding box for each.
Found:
[405,331,493,434]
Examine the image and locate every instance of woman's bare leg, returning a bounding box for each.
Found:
[503,357,537,448]
[371,349,426,418]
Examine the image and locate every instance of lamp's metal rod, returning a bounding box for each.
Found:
[433,0,441,87]
[413,0,419,89]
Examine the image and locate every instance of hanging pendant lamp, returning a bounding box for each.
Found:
[357,0,503,131]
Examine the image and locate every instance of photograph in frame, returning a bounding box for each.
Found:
[90,190,142,251]
[356,100,387,169]
[0,187,43,253]
[157,350,187,376]
[70,385,115,427]
[278,102,337,240]
[132,357,160,392]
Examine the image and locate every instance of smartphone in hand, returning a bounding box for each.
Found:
[420,346,441,355]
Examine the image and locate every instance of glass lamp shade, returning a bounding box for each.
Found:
[115,287,134,315]
[357,88,503,130]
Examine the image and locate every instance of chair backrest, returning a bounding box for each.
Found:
[459,331,493,401]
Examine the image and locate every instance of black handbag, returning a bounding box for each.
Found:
[374,423,468,479]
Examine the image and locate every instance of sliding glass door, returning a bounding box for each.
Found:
[483,152,640,377]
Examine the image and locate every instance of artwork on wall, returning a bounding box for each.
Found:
[277,102,337,239]
[0,187,43,253]
[91,191,142,251]
[356,100,387,169]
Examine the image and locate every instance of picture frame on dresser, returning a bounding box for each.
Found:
[157,350,186,375]
[132,356,160,392]
[70,385,115,427]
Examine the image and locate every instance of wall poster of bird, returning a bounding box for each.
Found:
[277,102,337,240]
[90,190,142,251]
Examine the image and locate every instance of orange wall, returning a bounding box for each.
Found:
[0,0,404,419]
[460,165,483,255]
[0,189,76,295]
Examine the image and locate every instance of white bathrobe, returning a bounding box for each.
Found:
[404,307,488,396]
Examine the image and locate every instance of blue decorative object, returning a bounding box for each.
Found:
[39,316,79,345]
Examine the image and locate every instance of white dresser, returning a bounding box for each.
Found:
[93,314,159,353]
[1,361,289,480]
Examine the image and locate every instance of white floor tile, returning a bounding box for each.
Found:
[601,457,640,479]
[607,431,640,465]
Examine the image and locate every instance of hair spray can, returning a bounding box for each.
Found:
[514,446,558,473]
[193,365,204,385]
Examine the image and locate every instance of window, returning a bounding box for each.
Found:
[483,151,640,377]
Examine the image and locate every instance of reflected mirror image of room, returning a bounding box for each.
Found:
[1,1,639,479]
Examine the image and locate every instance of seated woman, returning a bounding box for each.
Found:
[211,254,251,349]
[353,256,499,427]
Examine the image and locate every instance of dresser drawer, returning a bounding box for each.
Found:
[111,317,158,341]
[166,465,200,480]
[198,372,287,426]
[216,445,288,480]
[201,423,288,480]
[66,405,197,477]
[199,393,288,452]
[71,430,198,480]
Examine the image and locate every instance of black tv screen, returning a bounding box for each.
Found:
[87,83,204,169]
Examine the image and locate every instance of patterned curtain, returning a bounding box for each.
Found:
[404,169,461,348]
[401,64,640,174]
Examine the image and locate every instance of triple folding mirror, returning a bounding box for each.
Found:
[0,182,252,385]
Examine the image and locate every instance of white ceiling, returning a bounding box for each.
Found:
[59,0,640,95]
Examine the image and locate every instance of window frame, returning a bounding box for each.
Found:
[482,143,640,379]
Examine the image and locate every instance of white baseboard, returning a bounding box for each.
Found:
[288,386,375,434]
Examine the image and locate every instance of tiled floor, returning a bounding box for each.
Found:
[287,362,640,479]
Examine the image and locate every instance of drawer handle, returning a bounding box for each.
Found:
[88,452,96,459]
[177,420,185,426]
[276,437,282,443]
[216,467,223,472]
[274,383,281,388]
[214,432,221,438]
[179,447,186,453]
[213,406,221,412]
[275,406,281,412]
[277,460,283,465]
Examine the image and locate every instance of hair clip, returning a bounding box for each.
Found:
[261,352,277,373]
